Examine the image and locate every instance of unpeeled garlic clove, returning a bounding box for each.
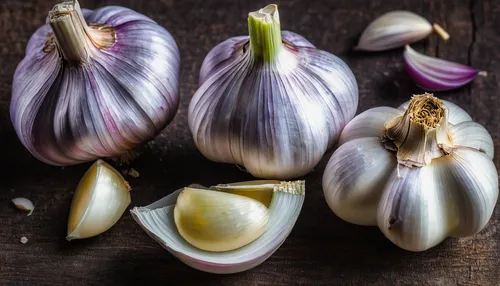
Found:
[355,11,449,51]
[131,180,305,274]
[12,198,35,216]
[67,159,131,241]
[174,188,270,252]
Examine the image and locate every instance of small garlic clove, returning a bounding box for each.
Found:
[398,98,472,125]
[450,121,494,159]
[67,159,131,240]
[174,188,270,252]
[131,180,305,274]
[404,45,485,91]
[338,107,403,146]
[12,198,35,216]
[355,11,447,51]
[323,137,397,226]
[214,180,279,207]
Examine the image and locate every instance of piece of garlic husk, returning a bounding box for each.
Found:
[404,45,487,91]
[131,180,305,274]
[355,11,449,51]
[10,0,180,166]
[67,159,131,240]
[323,93,498,251]
[188,4,358,179]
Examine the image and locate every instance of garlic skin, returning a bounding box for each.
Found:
[355,11,449,51]
[10,0,180,166]
[323,94,498,251]
[404,45,486,91]
[188,4,358,179]
[67,159,131,240]
[174,188,270,252]
[131,180,305,274]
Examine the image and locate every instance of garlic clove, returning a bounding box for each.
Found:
[404,45,485,91]
[67,159,131,240]
[355,11,448,51]
[444,148,498,237]
[398,98,472,125]
[174,188,270,252]
[450,122,494,159]
[323,138,397,226]
[377,164,450,252]
[12,198,35,216]
[338,107,403,145]
[131,180,305,274]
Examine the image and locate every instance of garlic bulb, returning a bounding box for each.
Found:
[188,4,358,179]
[10,0,180,166]
[131,180,305,274]
[67,159,131,240]
[355,11,449,51]
[323,93,498,251]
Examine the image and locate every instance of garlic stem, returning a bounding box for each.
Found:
[384,94,453,167]
[48,0,115,63]
[432,23,450,40]
[248,4,283,62]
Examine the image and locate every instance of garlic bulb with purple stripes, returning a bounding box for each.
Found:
[10,0,180,165]
[188,4,358,179]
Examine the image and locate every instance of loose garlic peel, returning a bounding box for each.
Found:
[67,159,131,240]
[324,93,498,251]
[131,180,305,274]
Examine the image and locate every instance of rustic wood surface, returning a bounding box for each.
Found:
[1,0,499,285]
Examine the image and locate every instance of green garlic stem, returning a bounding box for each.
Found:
[248,4,283,62]
[48,0,91,62]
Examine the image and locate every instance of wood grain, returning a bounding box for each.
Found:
[1,0,499,285]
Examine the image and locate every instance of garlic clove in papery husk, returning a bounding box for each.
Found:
[323,93,498,251]
[188,4,358,180]
[131,180,305,274]
[10,0,180,166]
[67,159,131,240]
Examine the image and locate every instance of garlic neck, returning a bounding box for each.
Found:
[248,4,283,62]
[384,94,453,167]
[48,0,115,63]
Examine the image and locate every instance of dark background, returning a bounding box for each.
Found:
[1,0,499,285]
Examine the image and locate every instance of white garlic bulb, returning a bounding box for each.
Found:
[188,5,358,179]
[323,93,498,251]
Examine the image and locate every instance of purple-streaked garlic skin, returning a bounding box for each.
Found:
[10,5,180,166]
[404,45,480,91]
[189,30,358,179]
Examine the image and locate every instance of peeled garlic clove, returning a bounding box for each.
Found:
[67,159,131,240]
[11,0,180,166]
[215,180,280,207]
[12,198,35,216]
[404,45,486,91]
[174,188,270,252]
[189,4,358,179]
[355,11,449,51]
[131,180,305,274]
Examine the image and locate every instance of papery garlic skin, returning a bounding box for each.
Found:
[323,94,498,251]
[355,11,448,51]
[189,4,358,179]
[67,159,131,240]
[10,0,180,166]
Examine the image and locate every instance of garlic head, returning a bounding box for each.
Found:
[10,0,180,166]
[323,93,498,251]
[67,159,131,240]
[188,4,358,179]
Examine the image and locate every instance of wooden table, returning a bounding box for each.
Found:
[1,0,499,284]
